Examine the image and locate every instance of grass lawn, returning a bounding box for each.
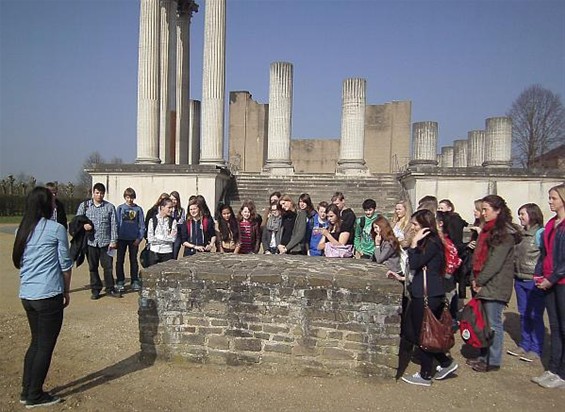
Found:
[0,216,22,224]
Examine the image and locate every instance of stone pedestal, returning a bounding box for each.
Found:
[136,0,161,164]
[453,139,468,168]
[409,121,438,166]
[483,117,512,168]
[440,146,454,167]
[200,0,226,166]
[265,62,294,176]
[467,130,485,167]
[337,78,368,175]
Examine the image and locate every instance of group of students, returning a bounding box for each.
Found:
[394,186,565,390]
[10,181,565,406]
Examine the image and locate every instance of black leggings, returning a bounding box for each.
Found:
[21,294,64,401]
[410,296,453,379]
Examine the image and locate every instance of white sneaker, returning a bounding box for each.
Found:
[401,372,432,387]
[539,374,565,389]
[531,371,558,384]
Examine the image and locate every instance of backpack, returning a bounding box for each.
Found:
[444,237,462,276]
[459,297,494,349]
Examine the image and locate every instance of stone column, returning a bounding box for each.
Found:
[265,62,294,175]
[136,0,161,164]
[158,0,176,164]
[337,78,368,175]
[200,0,226,166]
[484,117,512,168]
[453,139,468,167]
[409,121,438,166]
[440,146,454,167]
[175,0,198,164]
[188,99,201,165]
[467,130,485,167]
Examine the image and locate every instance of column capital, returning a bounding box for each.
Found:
[177,0,199,18]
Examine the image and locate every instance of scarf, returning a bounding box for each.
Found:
[472,219,495,278]
[266,215,282,233]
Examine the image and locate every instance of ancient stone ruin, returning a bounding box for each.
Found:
[139,254,402,377]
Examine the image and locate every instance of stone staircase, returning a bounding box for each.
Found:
[225,172,405,217]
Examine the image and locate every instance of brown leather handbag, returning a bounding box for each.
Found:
[419,267,455,353]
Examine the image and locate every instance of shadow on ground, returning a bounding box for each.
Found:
[51,352,156,398]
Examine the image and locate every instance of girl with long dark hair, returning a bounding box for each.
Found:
[12,187,73,407]
[468,195,521,373]
[236,200,262,254]
[170,191,186,259]
[401,209,457,386]
[215,204,240,253]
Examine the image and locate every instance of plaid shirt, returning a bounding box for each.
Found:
[77,199,118,248]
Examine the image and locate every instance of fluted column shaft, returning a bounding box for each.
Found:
[440,146,454,167]
[467,130,485,167]
[453,139,468,167]
[159,0,176,164]
[175,7,189,164]
[200,0,226,165]
[484,117,512,168]
[410,121,438,166]
[337,78,367,174]
[136,0,161,164]
[266,62,293,173]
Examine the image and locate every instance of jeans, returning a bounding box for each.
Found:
[546,284,565,379]
[116,240,139,283]
[21,295,64,401]
[514,279,545,356]
[479,300,505,366]
[87,245,115,293]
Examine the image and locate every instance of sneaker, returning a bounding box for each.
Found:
[26,393,61,408]
[435,361,459,380]
[116,282,125,292]
[531,370,558,384]
[539,374,565,389]
[520,351,540,363]
[20,395,26,404]
[106,289,122,298]
[507,346,528,357]
[90,292,100,300]
[401,372,432,387]
[131,280,141,291]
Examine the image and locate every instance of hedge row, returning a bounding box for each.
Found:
[0,195,87,217]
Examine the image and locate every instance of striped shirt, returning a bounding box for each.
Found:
[239,220,253,254]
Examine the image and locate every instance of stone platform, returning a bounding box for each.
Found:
[139,254,402,377]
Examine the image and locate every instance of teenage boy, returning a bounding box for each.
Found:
[309,201,330,256]
[331,192,356,235]
[354,198,379,259]
[76,182,120,299]
[116,188,145,291]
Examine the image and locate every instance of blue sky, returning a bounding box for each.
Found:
[1,0,564,183]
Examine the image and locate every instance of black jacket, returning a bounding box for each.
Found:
[55,199,68,230]
[69,214,93,267]
[407,235,446,298]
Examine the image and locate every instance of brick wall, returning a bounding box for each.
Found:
[139,254,402,377]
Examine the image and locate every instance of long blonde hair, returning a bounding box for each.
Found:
[393,200,412,233]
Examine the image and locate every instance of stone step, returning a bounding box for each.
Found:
[225,172,405,215]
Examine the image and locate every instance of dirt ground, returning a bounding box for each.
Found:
[1,225,563,411]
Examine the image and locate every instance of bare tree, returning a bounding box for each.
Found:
[77,151,104,195]
[507,85,565,168]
